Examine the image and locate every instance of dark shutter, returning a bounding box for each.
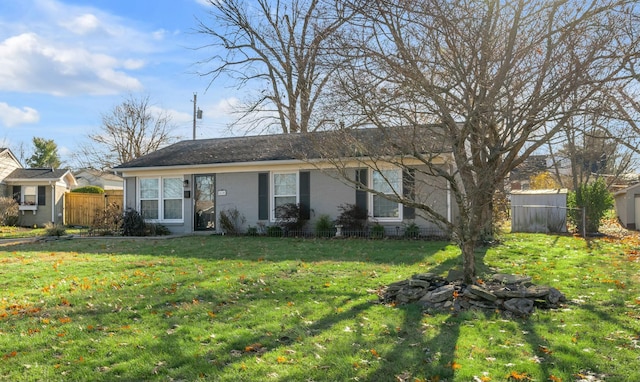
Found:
[38,186,46,206]
[12,186,21,203]
[299,171,310,220]
[258,173,269,220]
[403,169,415,219]
[355,169,368,214]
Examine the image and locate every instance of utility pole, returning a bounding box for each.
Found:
[192,93,197,140]
[192,93,203,140]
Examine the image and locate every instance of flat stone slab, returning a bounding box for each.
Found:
[419,284,455,303]
[504,298,534,316]
[493,274,532,284]
[467,285,498,301]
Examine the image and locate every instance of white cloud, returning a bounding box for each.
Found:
[0,32,143,96]
[0,102,40,127]
[63,13,101,35]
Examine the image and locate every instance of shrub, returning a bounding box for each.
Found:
[147,223,171,236]
[0,197,19,226]
[315,214,334,238]
[219,207,246,235]
[122,208,146,236]
[370,223,385,239]
[72,186,104,194]
[403,222,420,238]
[89,202,123,236]
[266,225,283,237]
[246,226,259,236]
[335,203,368,235]
[567,178,614,234]
[44,222,66,237]
[274,203,307,233]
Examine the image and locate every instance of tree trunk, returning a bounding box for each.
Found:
[461,238,476,284]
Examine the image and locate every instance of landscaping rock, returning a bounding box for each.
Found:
[504,298,534,316]
[467,285,497,301]
[419,284,455,303]
[376,272,566,317]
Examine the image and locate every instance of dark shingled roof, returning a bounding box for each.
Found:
[114,128,448,170]
[6,168,71,180]
[114,133,316,169]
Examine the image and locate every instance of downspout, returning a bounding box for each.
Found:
[50,181,55,224]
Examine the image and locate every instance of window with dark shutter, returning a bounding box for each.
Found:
[299,171,310,220]
[403,169,415,219]
[355,169,368,214]
[258,173,269,220]
[37,186,46,206]
[12,186,21,204]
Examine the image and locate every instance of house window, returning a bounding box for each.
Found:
[23,186,37,205]
[371,169,402,220]
[139,177,183,221]
[272,172,298,219]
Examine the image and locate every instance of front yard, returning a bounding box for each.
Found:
[0,233,638,381]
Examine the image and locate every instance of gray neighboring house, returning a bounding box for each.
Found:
[4,168,76,227]
[113,131,456,235]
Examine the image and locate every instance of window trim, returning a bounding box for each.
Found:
[369,168,403,222]
[270,171,299,222]
[138,176,184,223]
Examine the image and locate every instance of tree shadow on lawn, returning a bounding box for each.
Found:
[3,236,457,266]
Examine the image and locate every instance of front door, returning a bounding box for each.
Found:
[194,175,216,230]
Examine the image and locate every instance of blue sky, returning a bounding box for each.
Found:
[0,0,240,166]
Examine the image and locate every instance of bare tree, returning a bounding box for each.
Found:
[73,95,178,169]
[196,0,353,134]
[317,0,639,282]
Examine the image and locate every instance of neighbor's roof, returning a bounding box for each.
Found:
[5,168,75,183]
[114,128,449,170]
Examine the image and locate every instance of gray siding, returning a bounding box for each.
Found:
[216,172,260,232]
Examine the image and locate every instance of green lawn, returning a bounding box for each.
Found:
[0,234,638,381]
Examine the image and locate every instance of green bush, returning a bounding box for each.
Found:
[267,225,283,237]
[72,186,104,194]
[370,223,385,239]
[44,222,66,237]
[246,226,259,236]
[315,214,334,238]
[403,222,420,238]
[567,178,614,233]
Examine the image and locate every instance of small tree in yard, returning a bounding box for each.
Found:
[567,178,614,234]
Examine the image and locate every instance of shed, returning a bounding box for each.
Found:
[613,183,640,230]
[510,189,568,233]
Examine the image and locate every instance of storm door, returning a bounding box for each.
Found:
[194,175,216,230]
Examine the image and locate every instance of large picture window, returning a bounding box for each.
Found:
[371,169,402,220]
[272,172,298,219]
[139,177,183,221]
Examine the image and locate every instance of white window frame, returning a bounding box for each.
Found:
[271,171,299,222]
[23,186,37,205]
[369,168,403,222]
[138,176,184,222]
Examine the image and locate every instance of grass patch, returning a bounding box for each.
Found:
[0,234,639,381]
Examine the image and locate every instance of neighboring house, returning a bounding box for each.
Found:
[114,131,456,235]
[4,168,77,227]
[613,183,640,230]
[0,148,23,197]
[73,168,123,190]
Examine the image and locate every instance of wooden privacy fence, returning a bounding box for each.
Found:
[64,190,123,226]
